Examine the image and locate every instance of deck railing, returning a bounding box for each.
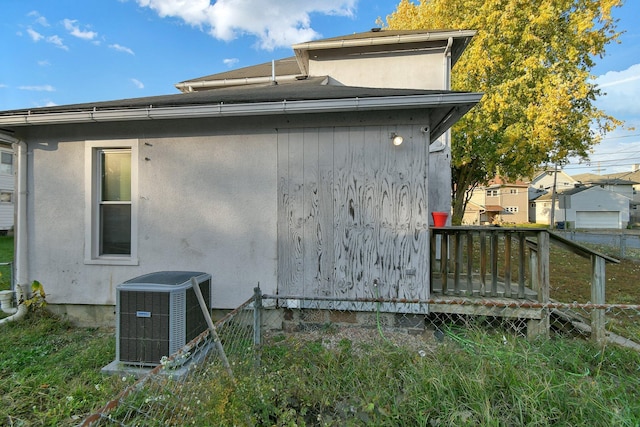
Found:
[430,226,619,342]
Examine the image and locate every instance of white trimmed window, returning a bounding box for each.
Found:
[509,188,518,194]
[486,189,498,197]
[505,206,519,213]
[85,140,138,265]
[0,152,13,175]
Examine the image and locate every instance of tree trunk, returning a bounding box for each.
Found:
[451,163,481,225]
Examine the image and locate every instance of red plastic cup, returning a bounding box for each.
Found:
[431,211,448,227]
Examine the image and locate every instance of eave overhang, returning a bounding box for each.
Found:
[0,92,482,142]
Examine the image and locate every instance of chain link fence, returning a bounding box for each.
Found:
[82,290,640,426]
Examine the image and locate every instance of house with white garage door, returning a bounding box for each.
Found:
[534,185,630,229]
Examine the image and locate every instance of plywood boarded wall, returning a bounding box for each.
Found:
[277,125,430,301]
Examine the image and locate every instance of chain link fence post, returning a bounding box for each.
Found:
[253,286,262,369]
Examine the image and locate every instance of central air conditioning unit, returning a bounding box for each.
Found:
[115,271,212,366]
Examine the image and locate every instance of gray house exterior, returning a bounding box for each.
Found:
[0,29,481,325]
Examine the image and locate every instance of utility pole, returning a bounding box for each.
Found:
[549,164,558,229]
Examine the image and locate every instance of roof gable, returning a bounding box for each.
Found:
[291,29,475,76]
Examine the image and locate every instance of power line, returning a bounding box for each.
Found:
[563,160,640,171]
[598,133,640,141]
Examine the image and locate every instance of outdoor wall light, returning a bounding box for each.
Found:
[390,132,404,146]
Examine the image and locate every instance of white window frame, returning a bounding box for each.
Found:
[85,140,139,265]
[509,188,518,194]
[0,151,13,175]
[486,189,498,197]
[504,206,519,213]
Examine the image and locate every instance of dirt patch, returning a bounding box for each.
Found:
[264,325,442,357]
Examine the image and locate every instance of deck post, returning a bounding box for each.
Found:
[490,231,498,297]
[529,246,538,292]
[479,231,487,295]
[518,235,526,298]
[441,231,449,294]
[454,232,462,295]
[430,230,436,293]
[466,232,473,296]
[504,232,512,298]
[591,255,606,345]
[528,231,550,339]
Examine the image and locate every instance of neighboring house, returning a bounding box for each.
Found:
[0,29,481,325]
[573,174,637,200]
[605,165,640,203]
[534,185,630,229]
[0,143,14,234]
[463,179,529,225]
[528,170,577,223]
[574,167,640,226]
[608,165,640,226]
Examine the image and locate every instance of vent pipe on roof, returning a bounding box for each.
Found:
[271,60,277,85]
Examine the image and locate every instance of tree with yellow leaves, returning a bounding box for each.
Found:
[384,0,623,224]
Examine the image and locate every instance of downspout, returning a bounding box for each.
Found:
[429,37,453,154]
[0,133,28,324]
[11,137,28,288]
[0,284,28,324]
[14,139,28,288]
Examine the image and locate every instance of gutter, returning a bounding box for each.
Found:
[0,92,482,142]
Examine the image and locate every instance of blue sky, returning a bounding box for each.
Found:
[2,0,639,174]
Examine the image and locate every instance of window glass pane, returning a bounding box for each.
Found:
[101,151,131,201]
[100,204,131,255]
[0,153,12,175]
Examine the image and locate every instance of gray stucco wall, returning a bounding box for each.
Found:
[26,118,278,310]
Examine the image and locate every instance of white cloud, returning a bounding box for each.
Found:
[0,84,7,89]
[27,27,44,42]
[30,99,58,108]
[63,19,98,41]
[27,11,49,27]
[109,44,135,55]
[131,78,145,89]
[135,0,357,50]
[595,63,640,116]
[18,85,56,92]
[46,34,69,50]
[223,58,239,67]
[38,60,51,67]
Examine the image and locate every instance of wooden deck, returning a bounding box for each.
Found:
[429,275,541,318]
[429,227,619,340]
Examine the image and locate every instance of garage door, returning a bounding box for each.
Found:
[575,211,620,229]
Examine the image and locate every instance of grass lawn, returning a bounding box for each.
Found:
[0,313,124,426]
[2,312,639,426]
[0,235,13,291]
[0,235,638,425]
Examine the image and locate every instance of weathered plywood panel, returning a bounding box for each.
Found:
[278,125,429,303]
[317,129,335,297]
[302,128,320,297]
